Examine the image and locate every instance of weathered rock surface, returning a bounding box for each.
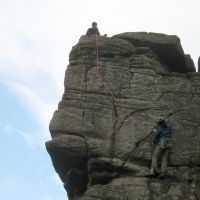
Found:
[113,32,195,73]
[46,32,200,200]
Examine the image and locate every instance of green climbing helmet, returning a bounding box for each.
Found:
[155,116,165,125]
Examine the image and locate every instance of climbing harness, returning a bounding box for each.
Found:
[95,35,119,106]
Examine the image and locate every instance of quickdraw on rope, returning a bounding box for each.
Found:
[95,35,119,106]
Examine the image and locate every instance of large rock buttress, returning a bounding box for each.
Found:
[46,32,200,200]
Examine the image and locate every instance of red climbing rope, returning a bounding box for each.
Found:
[95,35,119,106]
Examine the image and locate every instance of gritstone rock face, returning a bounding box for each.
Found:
[46,32,200,200]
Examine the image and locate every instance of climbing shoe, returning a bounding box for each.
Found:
[158,173,166,179]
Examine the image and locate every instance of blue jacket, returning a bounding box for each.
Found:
[154,121,172,142]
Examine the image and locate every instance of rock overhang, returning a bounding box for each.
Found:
[112,32,196,73]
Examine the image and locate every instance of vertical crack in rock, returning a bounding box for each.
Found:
[82,136,89,160]
[113,103,119,137]
[109,101,119,157]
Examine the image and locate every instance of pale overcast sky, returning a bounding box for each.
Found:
[0,0,199,200]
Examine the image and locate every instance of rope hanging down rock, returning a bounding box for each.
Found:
[95,35,119,106]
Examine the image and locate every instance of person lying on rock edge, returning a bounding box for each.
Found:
[148,116,172,179]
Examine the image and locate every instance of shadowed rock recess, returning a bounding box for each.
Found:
[46,32,200,200]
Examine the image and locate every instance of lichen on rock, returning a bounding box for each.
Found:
[46,32,200,200]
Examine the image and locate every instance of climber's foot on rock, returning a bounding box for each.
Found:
[146,172,158,178]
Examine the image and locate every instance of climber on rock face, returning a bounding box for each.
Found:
[86,22,100,36]
[148,117,172,179]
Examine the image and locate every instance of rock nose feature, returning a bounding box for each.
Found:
[46,32,200,200]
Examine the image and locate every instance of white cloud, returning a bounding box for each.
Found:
[0,121,48,148]
[18,130,49,149]
[4,82,54,148]
[8,82,54,130]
